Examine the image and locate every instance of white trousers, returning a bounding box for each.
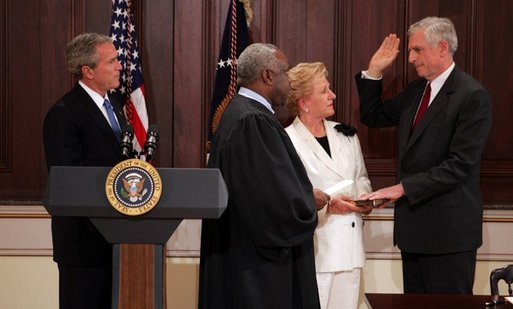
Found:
[316,268,361,309]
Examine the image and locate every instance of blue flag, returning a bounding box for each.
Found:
[208,0,251,147]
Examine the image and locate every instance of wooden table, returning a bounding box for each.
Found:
[365,293,513,309]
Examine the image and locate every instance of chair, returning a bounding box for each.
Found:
[486,264,513,306]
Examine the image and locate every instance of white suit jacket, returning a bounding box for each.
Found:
[286,117,372,272]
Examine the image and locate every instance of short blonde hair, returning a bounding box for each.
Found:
[287,62,328,117]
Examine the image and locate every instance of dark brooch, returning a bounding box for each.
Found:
[334,123,358,136]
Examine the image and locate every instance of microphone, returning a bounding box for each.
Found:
[143,125,159,162]
[120,124,135,159]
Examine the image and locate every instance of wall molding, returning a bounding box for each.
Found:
[1,205,512,261]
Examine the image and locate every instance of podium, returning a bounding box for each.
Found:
[43,165,228,309]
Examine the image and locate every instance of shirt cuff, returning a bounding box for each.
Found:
[361,70,382,80]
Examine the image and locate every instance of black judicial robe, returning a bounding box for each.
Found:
[199,94,320,309]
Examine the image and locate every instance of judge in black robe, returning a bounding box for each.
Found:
[199,43,321,309]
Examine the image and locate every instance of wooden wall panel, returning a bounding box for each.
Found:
[332,0,349,124]
[275,0,308,64]
[274,0,337,65]
[274,0,336,126]
[479,0,513,160]
[0,0,8,172]
[0,0,512,205]
[478,0,513,201]
[84,1,112,34]
[2,0,43,199]
[142,0,175,167]
[247,0,274,43]
[39,0,74,196]
[172,0,206,168]
[346,0,404,189]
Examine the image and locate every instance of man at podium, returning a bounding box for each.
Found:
[43,33,127,309]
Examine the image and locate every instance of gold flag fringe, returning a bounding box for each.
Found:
[239,0,253,27]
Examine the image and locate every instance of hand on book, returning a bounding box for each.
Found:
[327,195,373,215]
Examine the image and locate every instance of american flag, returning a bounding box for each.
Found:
[109,0,148,153]
[207,0,251,149]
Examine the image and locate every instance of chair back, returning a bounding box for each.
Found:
[490,264,513,298]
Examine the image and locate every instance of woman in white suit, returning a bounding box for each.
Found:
[285,62,373,309]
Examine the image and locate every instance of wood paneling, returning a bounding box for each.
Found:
[0,0,8,171]
[39,0,73,203]
[0,0,512,204]
[142,0,175,167]
[479,0,513,201]
[2,0,43,198]
[347,0,404,190]
[480,1,513,164]
[172,0,206,168]
[273,0,337,126]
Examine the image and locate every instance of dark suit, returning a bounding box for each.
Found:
[355,66,492,293]
[43,82,127,308]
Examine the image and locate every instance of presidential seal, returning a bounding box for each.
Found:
[105,159,162,216]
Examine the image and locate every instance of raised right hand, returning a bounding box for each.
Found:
[367,34,401,78]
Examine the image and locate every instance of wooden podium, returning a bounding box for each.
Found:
[44,166,228,309]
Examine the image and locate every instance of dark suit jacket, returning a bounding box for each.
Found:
[355,66,492,254]
[43,82,127,266]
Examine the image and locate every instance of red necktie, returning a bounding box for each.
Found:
[412,82,431,130]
